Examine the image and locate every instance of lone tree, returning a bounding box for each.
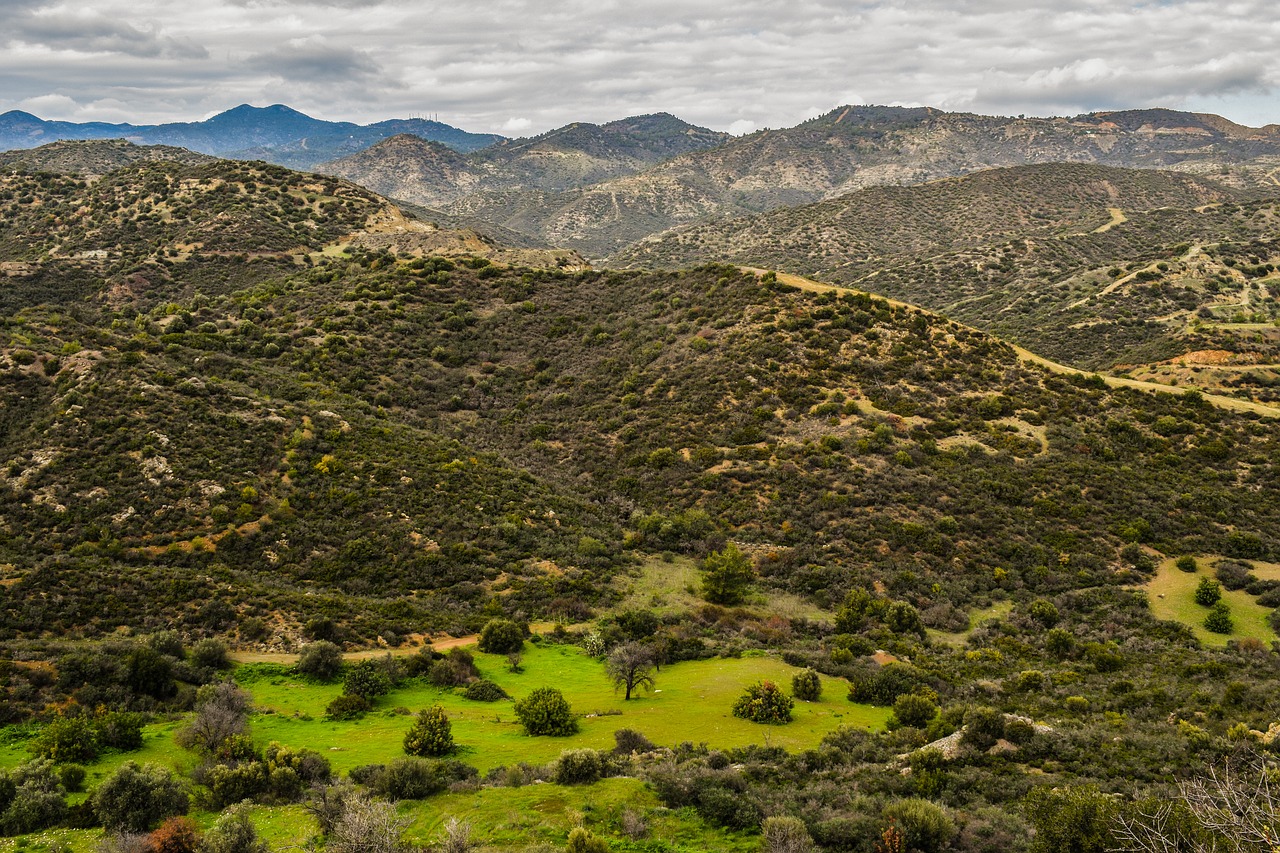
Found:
[732,681,793,724]
[403,706,454,757]
[606,642,656,700]
[513,687,579,736]
[478,619,525,655]
[1195,577,1222,607]
[701,543,754,605]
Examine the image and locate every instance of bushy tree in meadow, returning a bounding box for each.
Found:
[732,681,793,724]
[296,641,343,681]
[403,706,454,757]
[92,762,188,834]
[791,669,822,702]
[513,687,578,736]
[1195,577,1222,607]
[478,619,525,655]
[701,543,754,605]
[606,642,656,700]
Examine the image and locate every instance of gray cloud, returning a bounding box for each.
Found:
[0,0,1276,132]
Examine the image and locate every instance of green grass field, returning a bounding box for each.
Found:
[243,643,887,774]
[1144,558,1277,647]
[0,643,885,852]
[615,554,830,621]
[928,600,1014,646]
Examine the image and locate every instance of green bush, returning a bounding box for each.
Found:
[732,681,793,724]
[462,679,508,702]
[566,827,609,853]
[344,660,391,699]
[325,694,371,721]
[92,761,188,833]
[513,687,579,736]
[701,544,754,605]
[889,693,938,730]
[200,804,268,853]
[1176,555,1198,573]
[791,668,822,701]
[553,749,603,785]
[961,707,1006,751]
[1194,577,1222,607]
[404,706,454,757]
[1204,602,1234,634]
[882,798,955,853]
[478,619,525,655]
[296,641,343,681]
[29,715,97,763]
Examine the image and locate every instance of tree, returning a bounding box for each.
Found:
[606,643,656,700]
[403,706,454,757]
[513,687,579,736]
[791,669,822,701]
[701,543,754,605]
[92,762,188,834]
[889,693,938,729]
[882,799,955,853]
[344,660,391,699]
[296,641,343,681]
[199,804,268,853]
[149,816,199,853]
[177,682,250,753]
[478,619,525,655]
[732,681,793,724]
[1194,577,1222,607]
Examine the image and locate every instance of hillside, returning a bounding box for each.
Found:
[4,164,1280,644]
[322,112,730,204]
[0,139,217,176]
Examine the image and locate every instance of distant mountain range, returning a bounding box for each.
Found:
[334,105,1280,259]
[0,103,505,168]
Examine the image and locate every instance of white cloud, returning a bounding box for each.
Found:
[727,119,756,136]
[0,0,1277,133]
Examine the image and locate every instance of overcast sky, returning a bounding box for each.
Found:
[2,0,1278,136]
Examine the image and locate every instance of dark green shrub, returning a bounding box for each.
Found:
[200,804,268,853]
[462,680,508,702]
[1175,555,1198,573]
[92,761,188,833]
[613,729,656,755]
[190,638,229,670]
[566,827,609,853]
[791,668,822,701]
[58,764,86,793]
[1216,560,1254,591]
[404,706,454,757]
[478,619,525,655]
[1195,577,1222,607]
[0,760,67,836]
[889,693,939,730]
[513,687,578,736]
[553,749,602,785]
[296,642,343,681]
[344,660,391,699]
[732,681,793,724]
[961,707,1006,751]
[701,544,754,605]
[29,715,98,763]
[1204,602,1233,634]
[325,694,371,721]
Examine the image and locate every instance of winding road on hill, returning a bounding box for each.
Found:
[741,267,1280,419]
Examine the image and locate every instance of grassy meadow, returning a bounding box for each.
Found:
[1144,558,1278,647]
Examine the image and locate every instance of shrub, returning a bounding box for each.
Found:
[566,827,609,853]
[613,729,656,755]
[92,762,188,833]
[1204,602,1234,634]
[882,798,955,853]
[190,638,229,670]
[553,749,603,785]
[0,760,67,836]
[732,681,793,724]
[404,706,454,757]
[1027,599,1059,627]
[1195,577,1222,607]
[513,687,578,736]
[961,707,1006,751]
[462,680,508,702]
[59,764,86,792]
[791,668,822,701]
[1216,560,1254,591]
[1176,555,1198,573]
[200,804,267,853]
[889,693,938,730]
[296,641,343,681]
[177,682,249,753]
[427,649,479,687]
[477,619,525,655]
[29,714,98,763]
[344,660,392,699]
[149,815,199,853]
[761,815,814,853]
[377,758,445,800]
[325,694,372,721]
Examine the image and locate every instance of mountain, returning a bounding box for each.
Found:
[353,104,1280,258]
[0,138,217,176]
[322,113,731,204]
[0,104,505,169]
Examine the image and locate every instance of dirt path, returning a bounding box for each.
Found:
[1092,207,1128,233]
[738,267,1280,419]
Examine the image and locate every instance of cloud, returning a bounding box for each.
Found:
[727,119,756,136]
[0,0,1278,132]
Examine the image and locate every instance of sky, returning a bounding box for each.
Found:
[1,0,1278,136]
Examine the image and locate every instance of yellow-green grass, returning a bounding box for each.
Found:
[1144,558,1277,647]
[245,643,888,774]
[615,554,830,621]
[928,600,1015,646]
[399,777,756,852]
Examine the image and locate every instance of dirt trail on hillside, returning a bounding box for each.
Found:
[739,267,1280,419]
[228,622,577,665]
